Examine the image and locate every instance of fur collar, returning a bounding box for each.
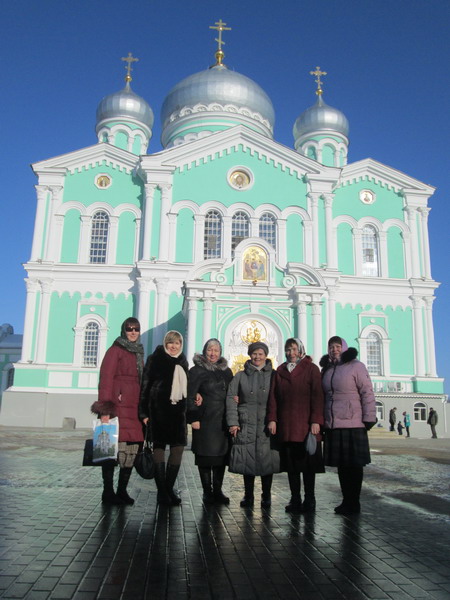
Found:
[193,353,229,371]
[320,347,358,370]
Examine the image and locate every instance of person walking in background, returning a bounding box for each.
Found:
[403,411,411,437]
[187,339,233,504]
[92,317,145,505]
[139,331,189,505]
[427,408,438,438]
[227,342,280,508]
[389,407,397,432]
[320,336,376,515]
[267,338,324,513]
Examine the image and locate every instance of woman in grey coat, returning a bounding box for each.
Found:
[227,342,280,507]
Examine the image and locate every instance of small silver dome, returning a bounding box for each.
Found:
[293,94,349,140]
[161,64,274,132]
[96,82,154,129]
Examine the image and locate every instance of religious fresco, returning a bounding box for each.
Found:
[242,246,267,282]
[227,319,277,374]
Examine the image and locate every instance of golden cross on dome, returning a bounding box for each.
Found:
[310,66,327,95]
[209,19,231,66]
[121,53,139,82]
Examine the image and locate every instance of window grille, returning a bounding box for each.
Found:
[89,211,109,263]
[232,211,250,257]
[259,213,276,248]
[204,211,222,259]
[414,402,427,422]
[367,332,382,375]
[362,225,379,276]
[83,322,99,367]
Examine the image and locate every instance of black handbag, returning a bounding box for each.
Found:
[134,427,155,479]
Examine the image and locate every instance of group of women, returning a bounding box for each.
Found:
[92,317,376,516]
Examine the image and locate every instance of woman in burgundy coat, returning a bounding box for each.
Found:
[267,338,324,513]
[91,317,144,505]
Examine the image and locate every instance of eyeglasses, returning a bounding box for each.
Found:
[125,326,140,332]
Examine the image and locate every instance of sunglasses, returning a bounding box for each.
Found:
[125,326,140,332]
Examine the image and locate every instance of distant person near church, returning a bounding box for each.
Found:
[427,408,438,438]
[91,317,145,505]
[389,407,397,432]
[320,336,376,515]
[397,420,404,436]
[139,331,189,506]
[403,411,411,437]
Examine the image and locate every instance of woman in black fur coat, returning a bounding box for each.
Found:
[139,331,189,505]
[187,339,233,504]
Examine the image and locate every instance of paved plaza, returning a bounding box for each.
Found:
[0,426,449,600]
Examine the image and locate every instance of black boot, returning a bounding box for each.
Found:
[102,463,124,505]
[154,462,172,505]
[166,463,182,505]
[117,467,134,505]
[199,467,214,503]
[240,475,255,507]
[335,467,361,514]
[212,465,229,504]
[285,471,302,512]
[300,472,316,512]
[261,474,273,508]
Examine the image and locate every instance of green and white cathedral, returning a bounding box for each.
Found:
[1,39,447,434]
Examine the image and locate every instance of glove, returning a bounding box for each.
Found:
[364,421,376,431]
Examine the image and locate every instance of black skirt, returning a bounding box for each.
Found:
[195,454,228,467]
[323,428,371,467]
[282,441,325,474]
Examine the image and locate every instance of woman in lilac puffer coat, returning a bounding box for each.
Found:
[320,336,376,515]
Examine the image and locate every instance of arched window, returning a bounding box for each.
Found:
[259,212,276,248]
[362,225,380,276]
[375,400,384,422]
[414,402,427,422]
[83,322,99,367]
[366,332,382,375]
[204,210,222,259]
[231,211,250,257]
[89,211,109,263]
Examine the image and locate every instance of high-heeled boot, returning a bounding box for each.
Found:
[198,467,214,503]
[166,463,182,505]
[300,472,316,512]
[261,474,273,508]
[212,465,229,504]
[285,471,302,512]
[240,475,255,507]
[101,463,124,505]
[154,462,172,505]
[117,467,134,505]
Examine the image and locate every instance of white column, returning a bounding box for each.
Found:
[308,193,320,268]
[186,297,198,364]
[158,184,172,261]
[401,231,412,278]
[167,213,177,262]
[44,186,64,261]
[35,279,53,364]
[79,215,91,263]
[30,186,49,261]
[296,295,308,351]
[353,228,363,276]
[20,278,40,362]
[142,184,156,260]
[222,216,232,260]
[52,215,65,263]
[419,207,432,279]
[193,215,205,262]
[137,279,151,353]
[411,296,426,376]
[277,218,287,266]
[327,289,336,338]
[311,300,323,362]
[250,217,259,238]
[134,216,141,263]
[378,231,388,277]
[202,296,213,345]
[423,296,437,376]
[323,195,336,268]
[405,207,420,278]
[303,221,313,265]
[154,278,169,346]
[108,216,119,264]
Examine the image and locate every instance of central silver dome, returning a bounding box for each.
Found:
[160,64,274,147]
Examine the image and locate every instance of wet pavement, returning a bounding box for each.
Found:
[0,426,449,600]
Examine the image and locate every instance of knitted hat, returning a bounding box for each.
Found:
[248,341,269,356]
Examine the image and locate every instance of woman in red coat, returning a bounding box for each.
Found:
[267,338,324,512]
[91,317,144,505]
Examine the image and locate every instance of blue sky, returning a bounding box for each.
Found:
[1,0,449,393]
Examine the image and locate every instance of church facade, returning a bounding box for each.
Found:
[1,39,446,434]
